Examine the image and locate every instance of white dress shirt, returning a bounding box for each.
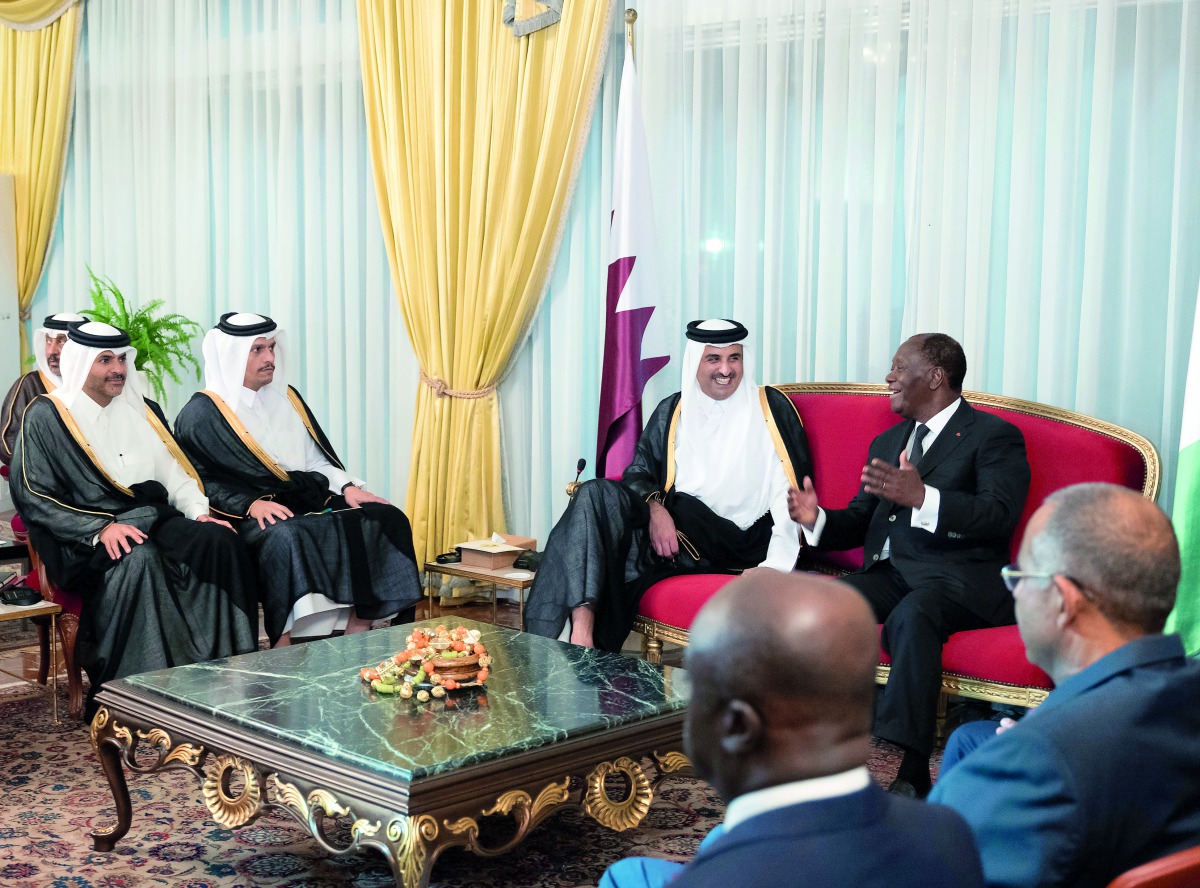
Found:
[71,394,209,520]
[678,392,802,573]
[724,766,872,831]
[236,385,363,494]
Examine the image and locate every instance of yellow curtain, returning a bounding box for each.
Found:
[358,1,612,562]
[0,0,82,363]
[0,0,78,29]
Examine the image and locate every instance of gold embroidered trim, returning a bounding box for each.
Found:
[44,397,133,496]
[198,391,289,482]
[285,387,341,469]
[143,405,204,492]
[663,401,680,493]
[419,370,497,400]
[0,372,31,450]
[16,398,118,520]
[760,386,800,491]
[37,370,57,393]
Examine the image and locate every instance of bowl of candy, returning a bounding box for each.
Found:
[359,625,491,702]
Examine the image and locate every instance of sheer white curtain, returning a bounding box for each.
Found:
[29,0,1200,544]
[506,0,1200,543]
[33,0,418,501]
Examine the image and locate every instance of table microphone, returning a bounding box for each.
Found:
[567,458,587,498]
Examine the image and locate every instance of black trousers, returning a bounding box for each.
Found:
[841,562,992,757]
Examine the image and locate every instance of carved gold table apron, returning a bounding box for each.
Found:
[90,619,691,888]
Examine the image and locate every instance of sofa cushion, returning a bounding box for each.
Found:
[941,625,1053,689]
[973,407,1150,561]
[638,573,737,630]
[789,392,902,572]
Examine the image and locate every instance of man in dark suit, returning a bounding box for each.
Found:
[598,571,984,888]
[930,483,1200,888]
[789,333,1031,797]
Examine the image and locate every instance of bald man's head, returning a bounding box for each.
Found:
[684,571,879,802]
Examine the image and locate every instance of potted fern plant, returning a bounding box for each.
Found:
[80,268,203,407]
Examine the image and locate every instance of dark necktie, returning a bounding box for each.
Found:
[910,423,930,466]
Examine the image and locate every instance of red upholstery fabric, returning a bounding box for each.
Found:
[789,392,903,571]
[942,626,1052,689]
[638,574,737,630]
[50,587,82,618]
[973,405,1148,560]
[1106,845,1200,888]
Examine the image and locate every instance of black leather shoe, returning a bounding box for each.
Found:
[887,777,930,799]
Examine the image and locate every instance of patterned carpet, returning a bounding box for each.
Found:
[0,684,936,887]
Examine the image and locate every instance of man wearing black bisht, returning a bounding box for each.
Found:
[524,319,813,650]
[1,312,87,464]
[10,322,259,717]
[173,312,421,647]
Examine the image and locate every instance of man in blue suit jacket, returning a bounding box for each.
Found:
[790,333,1030,796]
[930,483,1200,888]
[600,571,984,888]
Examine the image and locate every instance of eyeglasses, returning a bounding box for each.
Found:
[1000,564,1056,593]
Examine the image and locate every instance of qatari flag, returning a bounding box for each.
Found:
[596,50,670,480]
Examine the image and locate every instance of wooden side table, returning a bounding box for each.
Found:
[0,598,60,723]
[421,562,536,627]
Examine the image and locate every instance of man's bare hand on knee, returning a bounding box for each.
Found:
[343,486,389,508]
[648,500,680,558]
[248,499,293,529]
[197,514,234,531]
[99,523,147,560]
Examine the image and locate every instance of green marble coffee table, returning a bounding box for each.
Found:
[89,619,691,887]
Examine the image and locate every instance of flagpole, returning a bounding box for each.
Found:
[625,8,637,62]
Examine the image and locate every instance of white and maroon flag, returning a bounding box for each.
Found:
[595,50,670,480]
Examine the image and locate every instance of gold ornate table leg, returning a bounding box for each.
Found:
[378,815,440,888]
[90,708,135,850]
[89,708,211,851]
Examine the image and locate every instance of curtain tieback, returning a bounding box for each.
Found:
[19,310,32,322]
[420,370,496,400]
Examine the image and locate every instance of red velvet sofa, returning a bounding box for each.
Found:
[632,383,1160,714]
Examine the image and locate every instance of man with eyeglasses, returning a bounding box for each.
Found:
[789,333,1030,798]
[929,482,1200,888]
